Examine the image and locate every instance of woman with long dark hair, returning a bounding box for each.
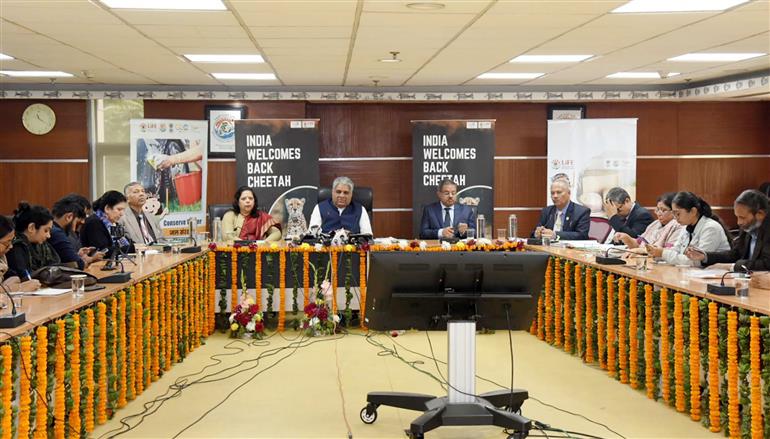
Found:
[80,190,135,258]
[0,214,41,292]
[221,186,281,241]
[4,203,60,282]
[645,191,731,266]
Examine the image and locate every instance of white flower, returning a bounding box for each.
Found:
[333,314,340,323]
[229,314,235,323]
[398,240,408,249]
[246,321,256,332]
[477,238,493,246]
[441,241,451,250]
[314,243,323,252]
[321,280,333,301]
[419,241,427,250]
[310,317,319,326]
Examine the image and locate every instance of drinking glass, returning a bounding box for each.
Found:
[635,256,648,272]
[497,228,506,241]
[71,274,87,299]
[466,228,476,239]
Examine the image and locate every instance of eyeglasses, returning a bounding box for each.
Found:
[655,207,671,213]
[0,238,12,250]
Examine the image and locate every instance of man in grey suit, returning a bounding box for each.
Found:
[119,182,162,245]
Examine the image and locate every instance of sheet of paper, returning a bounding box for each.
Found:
[30,288,71,296]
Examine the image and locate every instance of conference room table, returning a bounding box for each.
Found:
[523,243,769,439]
[0,249,212,438]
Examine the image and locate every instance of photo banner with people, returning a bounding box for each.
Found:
[547,118,637,217]
[235,119,319,239]
[129,119,208,237]
[411,120,495,237]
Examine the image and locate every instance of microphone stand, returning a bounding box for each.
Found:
[0,283,26,328]
[596,247,647,265]
[707,265,752,296]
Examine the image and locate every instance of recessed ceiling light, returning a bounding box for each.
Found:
[212,73,276,80]
[379,51,402,63]
[100,0,226,10]
[510,55,593,63]
[406,2,445,10]
[185,54,264,63]
[606,72,661,79]
[668,52,765,62]
[477,72,544,79]
[0,53,13,60]
[612,0,748,13]
[0,70,73,77]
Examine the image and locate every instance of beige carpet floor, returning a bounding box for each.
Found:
[92,330,721,439]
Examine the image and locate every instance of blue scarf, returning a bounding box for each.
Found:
[95,210,130,248]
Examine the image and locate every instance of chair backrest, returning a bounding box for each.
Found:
[318,186,374,220]
[588,217,612,243]
[207,204,232,226]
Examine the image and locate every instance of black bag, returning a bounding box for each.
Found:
[31,266,99,289]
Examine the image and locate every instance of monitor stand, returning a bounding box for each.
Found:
[360,321,532,439]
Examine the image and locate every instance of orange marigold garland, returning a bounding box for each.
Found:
[544,258,554,344]
[278,250,287,331]
[135,290,144,396]
[689,297,701,421]
[359,251,367,328]
[644,284,655,398]
[618,277,628,383]
[606,274,616,377]
[118,291,127,407]
[1,344,13,439]
[597,270,605,369]
[84,309,95,433]
[331,249,339,314]
[537,294,545,341]
[727,311,739,438]
[660,288,671,404]
[708,302,720,432]
[255,248,262,308]
[554,258,563,347]
[208,251,216,334]
[563,260,572,353]
[302,251,310,307]
[32,326,47,439]
[575,264,584,357]
[110,297,119,413]
[69,314,81,438]
[54,319,66,439]
[629,279,639,389]
[97,302,108,425]
[585,267,594,363]
[749,316,763,438]
[673,293,685,413]
[17,335,31,439]
[152,277,160,380]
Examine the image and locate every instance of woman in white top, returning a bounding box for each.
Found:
[616,192,684,250]
[646,191,731,266]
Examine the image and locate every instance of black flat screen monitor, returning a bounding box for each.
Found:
[364,251,549,331]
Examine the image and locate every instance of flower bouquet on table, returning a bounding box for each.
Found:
[301,280,340,336]
[229,295,266,339]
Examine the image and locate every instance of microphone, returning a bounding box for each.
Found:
[596,247,645,265]
[0,283,26,328]
[707,265,752,296]
[181,217,202,254]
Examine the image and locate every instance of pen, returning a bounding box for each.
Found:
[24,270,32,281]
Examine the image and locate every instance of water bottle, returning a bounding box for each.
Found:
[476,214,486,239]
[212,217,223,242]
[508,214,518,239]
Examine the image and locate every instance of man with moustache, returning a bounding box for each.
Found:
[686,189,770,271]
[532,180,591,240]
[309,176,372,234]
[119,181,162,245]
[419,178,475,240]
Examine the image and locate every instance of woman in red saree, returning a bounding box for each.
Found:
[222,186,282,241]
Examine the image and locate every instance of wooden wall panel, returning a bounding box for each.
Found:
[494,159,547,207]
[0,100,88,159]
[636,159,678,206]
[675,157,770,206]
[206,161,236,205]
[0,163,90,214]
[493,210,541,239]
[676,102,768,154]
[586,102,679,155]
[372,211,412,239]
[319,160,411,208]
[143,100,306,121]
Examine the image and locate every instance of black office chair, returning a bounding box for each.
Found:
[208,204,233,229]
[318,186,374,222]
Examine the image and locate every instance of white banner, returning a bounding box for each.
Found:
[547,119,637,217]
[129,119,208,237]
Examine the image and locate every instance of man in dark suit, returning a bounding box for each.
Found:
[532,180,590,240]
[419,179,476,239]
[686,189,770,271]
[604,187,654,241]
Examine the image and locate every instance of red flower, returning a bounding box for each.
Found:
[318,306,329,321]
[248,242,258,250]
[208,242,218,250]
[467,239,476,246]
[495,239,504,246]
[248,304,260,314]
[254,321,264,333]
[304,303,317,315]
[236,313,250,326]
[360,242,370,252]
[409,240,419,249]
[233,242,242,249]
